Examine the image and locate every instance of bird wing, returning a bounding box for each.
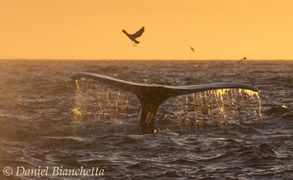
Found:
[132,26,145,38]
[237,59,243,63]
[122,30,128,35]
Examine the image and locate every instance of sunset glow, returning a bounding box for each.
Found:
[0,0,293,60]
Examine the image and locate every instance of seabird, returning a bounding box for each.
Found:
[238,57,247,63]
[122,26,145,44]
[190,46,195,53]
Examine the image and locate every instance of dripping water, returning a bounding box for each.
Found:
[72,78,262,132]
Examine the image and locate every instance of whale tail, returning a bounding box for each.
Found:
[71,72,259,133]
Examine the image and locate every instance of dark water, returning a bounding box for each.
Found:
[0,60,292,179]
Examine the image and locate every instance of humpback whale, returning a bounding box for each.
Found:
[71,72,259,133]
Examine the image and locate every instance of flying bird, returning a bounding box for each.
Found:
[122,26,145,45]
[238,57,247,63]
[190,46,195,53]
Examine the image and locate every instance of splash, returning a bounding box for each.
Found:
[158,88,262,129]
[72,79,262,130]
[241,89,262,119]
[71,78,129,125]
[71,78,85,124]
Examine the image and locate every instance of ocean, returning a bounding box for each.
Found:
[0,60,292,179]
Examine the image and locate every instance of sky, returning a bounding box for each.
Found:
[0,0,293,60]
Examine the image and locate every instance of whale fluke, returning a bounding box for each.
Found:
[71,72,259,133]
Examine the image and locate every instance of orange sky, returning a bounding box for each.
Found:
[0,0,292,60]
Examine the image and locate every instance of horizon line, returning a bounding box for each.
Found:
[0,58,293,61]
